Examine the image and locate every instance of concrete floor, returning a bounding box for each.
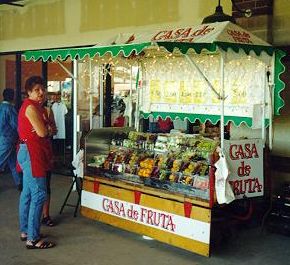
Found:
[1,173,290,265]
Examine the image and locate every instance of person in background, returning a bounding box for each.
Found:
[0,88,21,190]
[41,99,57,227]
[113,111,126,127]
[17,76,55,249]
[157,117,173,133]
[92,105,100,129]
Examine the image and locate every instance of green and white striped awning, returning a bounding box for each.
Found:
[22,21,286,122]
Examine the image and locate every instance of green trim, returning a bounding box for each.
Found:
[140,111,270,128]
[157,41,274,56]
[157,42,218,54]
[23,42,152,62]
[216,42,274,56]
[274,50,286,115]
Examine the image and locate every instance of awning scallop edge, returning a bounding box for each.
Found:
[274,50,286,115]
[140,111,270,128]
[23,42,152,62]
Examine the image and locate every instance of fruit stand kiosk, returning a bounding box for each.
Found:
[23,21,285,256]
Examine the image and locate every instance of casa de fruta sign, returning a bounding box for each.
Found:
[81,191,210,244]
[224,139,264,199]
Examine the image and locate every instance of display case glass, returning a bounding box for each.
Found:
[84,128,219,201]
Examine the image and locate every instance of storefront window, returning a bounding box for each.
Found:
[0,55,16,102]
[111,64,139,128]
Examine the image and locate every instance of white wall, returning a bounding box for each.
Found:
[273,0,290,45]
[0,0,232,52]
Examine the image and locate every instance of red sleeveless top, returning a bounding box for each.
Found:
[17,98,53,177]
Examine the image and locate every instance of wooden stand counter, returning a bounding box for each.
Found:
[81,175,212,257]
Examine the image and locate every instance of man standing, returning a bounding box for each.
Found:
[0,88,21,189]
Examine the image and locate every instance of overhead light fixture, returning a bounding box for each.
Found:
[202,0,252,24]
[0,0,24,7]
[202,0,236,24]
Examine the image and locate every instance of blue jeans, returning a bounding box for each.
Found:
[18,144,47,241]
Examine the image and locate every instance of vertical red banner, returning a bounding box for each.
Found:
[93,181,100,193]
[183,201,192,218]
[134,191,142,204]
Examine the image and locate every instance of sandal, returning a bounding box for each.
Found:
[42,216,55,227]
[26,239,55,249]
[20,233,47,242]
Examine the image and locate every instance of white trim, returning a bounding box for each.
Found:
[81,191,210,244]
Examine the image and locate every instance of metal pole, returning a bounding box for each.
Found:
[129,65,133,127]
[261,66,267,146]
[220,52,225,153]
[135,67,140,131]
[269,54,275,150]
[185,54,221,100]
[89,60,93,129]
[72,59,78,160]
[99,65,104,128]
[57,59,77,79]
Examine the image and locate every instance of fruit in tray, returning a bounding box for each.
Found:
[138,158,155,177]
[107,151,117,161]
[151,166,160,178]
[154,141,167,151]
[171,159,182,173]
[179,175,194,185]
[93,155,107,167]
[137,168,152,178]
[181,150,197,161]
[187,138,201,147]
[103,160,111,170]
[140,158,155,169]
[185,175,193,185]
[123,139,137,148]
[157,155,164,167]
[183,161,200,175]
[146,133,157,143]
[196,138,218,153]
[169,173,179,182]
[115,154,125,163]
[128,131,147,142]
[199,163,209,176]
[159,170,169,181]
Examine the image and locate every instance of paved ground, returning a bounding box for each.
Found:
[1,172,290,265]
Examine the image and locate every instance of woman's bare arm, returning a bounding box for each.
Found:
[25,105,48,137]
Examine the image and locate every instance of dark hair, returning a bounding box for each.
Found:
[3,88,15,102]
[24,76,45,95]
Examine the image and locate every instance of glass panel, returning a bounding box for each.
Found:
[47,61,73,169]
[77,58,100,132]
[111,64,139,128]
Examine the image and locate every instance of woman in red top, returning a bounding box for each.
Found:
[18,76,55,249]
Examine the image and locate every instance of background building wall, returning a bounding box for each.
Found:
[0,0,232,52]
[273,0,290,46]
